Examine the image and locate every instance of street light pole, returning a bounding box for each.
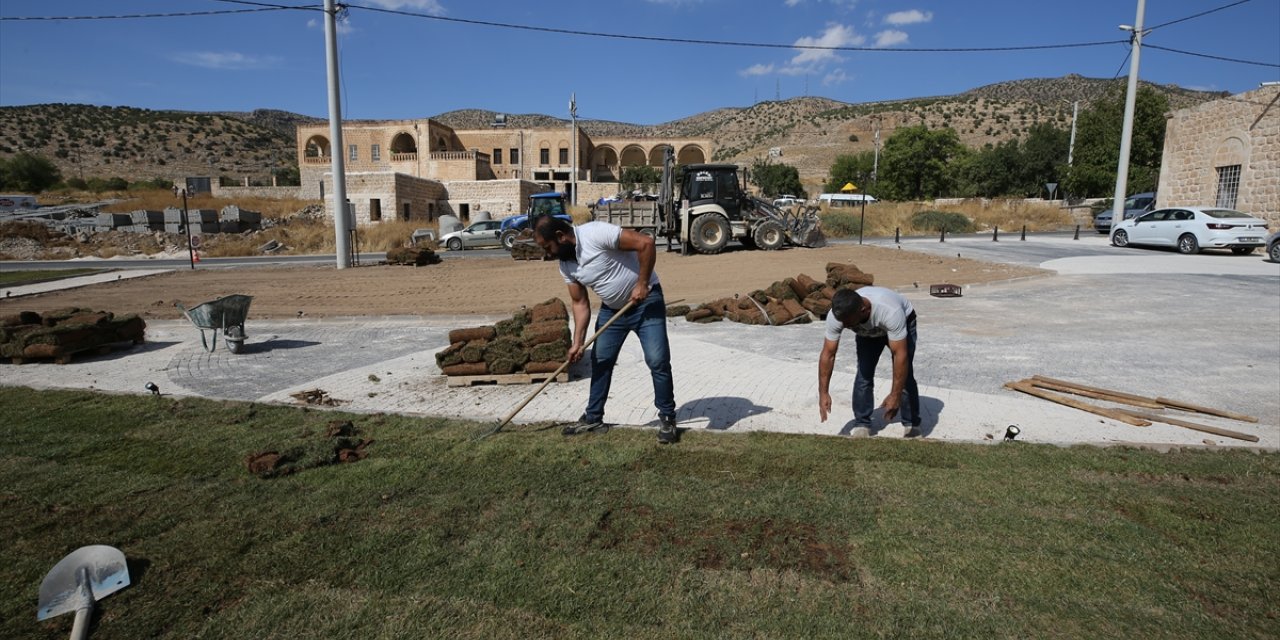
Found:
[1065,100,1079,166]
[570,93,577,207]
[1110,0,1147,243]
[323,0,351,269]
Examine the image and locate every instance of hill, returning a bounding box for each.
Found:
[0,75,1227,191]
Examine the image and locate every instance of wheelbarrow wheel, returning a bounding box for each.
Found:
[225,325,247,354]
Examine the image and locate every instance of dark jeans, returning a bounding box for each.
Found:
[583,286,676,423]
[853,316,919,427]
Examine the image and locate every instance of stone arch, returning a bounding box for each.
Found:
[677,144,707,165]
[304,135,330,158]
[648,144,673,166]
[390,132,416,154]
[593,145,618,168]
[434,136,448,152]
[620,144,647,167]
[1213,135,1248,168]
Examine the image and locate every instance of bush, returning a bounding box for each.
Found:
[820,211,863,237]
[910,210,975,233]
[1090,198,1114,215]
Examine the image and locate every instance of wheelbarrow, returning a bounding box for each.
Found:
[176,294,253,354]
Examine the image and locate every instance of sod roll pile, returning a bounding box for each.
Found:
[436,297,571,377]
[681,262,874,326]
[385,247,442,266]
[1,307,146,363]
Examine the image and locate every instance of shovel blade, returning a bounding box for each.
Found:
[38,545,130,621]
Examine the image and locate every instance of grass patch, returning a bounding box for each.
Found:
[820,199,1073,239]
[2,387,1278,639]
[0,269,104,286]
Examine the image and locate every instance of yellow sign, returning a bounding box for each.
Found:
[841,182,858,192]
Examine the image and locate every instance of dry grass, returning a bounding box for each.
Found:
[820,199,1074,238]
[200,218,435,258]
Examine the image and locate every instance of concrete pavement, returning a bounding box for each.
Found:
[3,234,1277,449]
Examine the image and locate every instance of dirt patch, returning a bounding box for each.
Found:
[245,419,371,479]
[7,244,1046,320]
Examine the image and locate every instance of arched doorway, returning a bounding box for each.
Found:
[677,144,707,165]
[391,132,417,154]
[304,135,330,158]
[648,144,673,166]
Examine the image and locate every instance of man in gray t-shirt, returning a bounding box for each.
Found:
[817,287,920,437]
[533,216,678,444]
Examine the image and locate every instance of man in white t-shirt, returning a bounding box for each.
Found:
[533,216,679,444]
[817,287,920,437]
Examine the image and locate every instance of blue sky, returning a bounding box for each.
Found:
[1,1,1277,125]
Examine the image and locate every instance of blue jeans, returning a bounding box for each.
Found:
[853,317,919,427]
[583,286,676,423]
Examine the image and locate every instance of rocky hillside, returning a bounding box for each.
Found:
[0,75,1227,190]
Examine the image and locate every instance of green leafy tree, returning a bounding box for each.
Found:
[1063,86,1168,197]
[823,151,877,195]
[620,164,661,194]
[879,125,964,200]
[1019,123,1070,196]
[749,158,806,198]
[0,152,62,192]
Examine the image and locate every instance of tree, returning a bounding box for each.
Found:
[878,125,964,200]
[749,158,806,198]
[0,152,62,193]
[620,164,661,194]
[823,151,877,195]
[1062,86,1168,197]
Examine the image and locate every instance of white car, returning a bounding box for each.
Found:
[439,219,504,251]
[1111,207,1269,255]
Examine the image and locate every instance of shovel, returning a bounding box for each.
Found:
[475,297,685,439]
[38,545,131,640]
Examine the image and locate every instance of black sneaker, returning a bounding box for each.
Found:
[562,417,605,436]
[657,415,679,444]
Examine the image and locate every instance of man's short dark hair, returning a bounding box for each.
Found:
[534,215,574,241]
[830,289,863,322]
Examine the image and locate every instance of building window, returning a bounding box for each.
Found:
[371,144,380,162]
[1215,165,1241,209]
[370,198,381,222]
[349,144,358,161]
[493,148,502,165]
[540,148,550,165]
[559,148,569,165]
[510,148,519,164]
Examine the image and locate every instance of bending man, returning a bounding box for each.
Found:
[817,287,920,437]
[533,215,679,444]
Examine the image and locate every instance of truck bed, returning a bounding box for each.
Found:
[593,201,661,229]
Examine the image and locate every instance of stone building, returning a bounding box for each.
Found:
[1157,83,1279,223]
[297,118,711,225]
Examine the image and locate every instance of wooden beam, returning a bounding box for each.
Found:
[1155,397,1258,424]
[1028,379,1165,409]
[1030,375,1162,406]
[1005,380,1151,427]
[1117,410,1260,443]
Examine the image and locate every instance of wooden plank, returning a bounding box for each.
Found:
[1030,375,1162,406]
[1155,397,1258,424]
[1117,410,1260,443]
[446,372,568,388]
[1005,380,1151,427]
[1027,379,1165,409]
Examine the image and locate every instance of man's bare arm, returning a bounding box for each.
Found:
[566,282,591,363]
[818,338,839,421]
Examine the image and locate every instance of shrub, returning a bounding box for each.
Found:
[820,211,863,238]
[910,210,975,233]
[1090,198,1114,215]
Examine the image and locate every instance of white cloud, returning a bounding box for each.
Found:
[785,0,803,6]
[789,23,864,67]
[823,69,849,86]
[365,0,445,14]
[306,17,354,35]
[740,63,776,77]
[171,51,283,70]
[883,9,932,26]
[874,29,909,47]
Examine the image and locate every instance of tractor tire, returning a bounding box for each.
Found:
[500,229,522,250]
[753,221,786,251]
[689,214,731,254]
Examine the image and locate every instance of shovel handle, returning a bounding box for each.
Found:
[71,605,91,640]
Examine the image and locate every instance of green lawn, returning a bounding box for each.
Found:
[2,387,1277,639]
[0,269,104,286]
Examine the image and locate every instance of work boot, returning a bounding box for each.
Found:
[849,425,871,438]
[902,424,921,438]
[563,416,605,436]
[657,414,679,444]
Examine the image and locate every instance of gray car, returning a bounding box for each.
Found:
[1268,230,1280,263]
[440,219,504,251]
[1094,192,1155,233]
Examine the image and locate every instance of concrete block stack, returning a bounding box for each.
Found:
[1,308,146,364]
[435,298,572,378]
[681,262,874,326]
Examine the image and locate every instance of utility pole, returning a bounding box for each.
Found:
[570,93,577,207]
[1110,0,1146,243]
[872,115,882,185]
[1066,100,1079,166]
[323,0,351,269]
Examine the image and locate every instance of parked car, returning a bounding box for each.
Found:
[440,219,504,251]
[1093,192,1156,233]
[1111,206,1269,254]
[772,195,801,208]
[1267,230,1280,263]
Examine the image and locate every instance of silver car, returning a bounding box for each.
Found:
[1093,192,1155,233]
[1267,230,1280,263]
[1111,206,1269,255]
[440,220,504,251]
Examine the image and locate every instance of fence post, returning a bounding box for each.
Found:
[940,228,946,243]
[993,226,999,242]
[895,227,900,244]
[1073,225,1080,240]
[1020,225,1026,241]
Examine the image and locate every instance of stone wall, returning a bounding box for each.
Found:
[318,171,447,226]
[1157,85,1280,223]
[442,179,551,220]
[211,185,302,200]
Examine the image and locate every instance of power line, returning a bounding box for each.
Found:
[0,6,308,21]
[344,3,1127,54]
[1147,0,1255,32]
[1145,44,1279,69]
